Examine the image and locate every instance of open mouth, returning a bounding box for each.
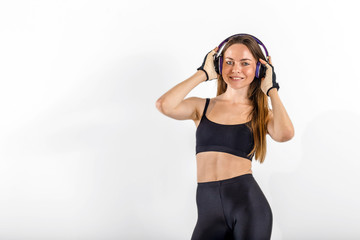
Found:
[230,76,245,81]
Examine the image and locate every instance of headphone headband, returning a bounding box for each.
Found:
[216,33,269,60]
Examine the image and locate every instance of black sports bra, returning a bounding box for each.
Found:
[196,98,255,161]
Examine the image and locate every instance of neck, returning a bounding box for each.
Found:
[220,86,251,105]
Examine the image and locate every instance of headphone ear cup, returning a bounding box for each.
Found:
[219,56,223,75]
[214,56,219,74]
[259,63,267,79]
[255,62,261,78]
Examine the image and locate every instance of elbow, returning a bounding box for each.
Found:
[155,98,164,113]
[281,128,295,142]
[156,98,170,115]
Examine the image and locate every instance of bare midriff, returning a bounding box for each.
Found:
[196,151,252,183]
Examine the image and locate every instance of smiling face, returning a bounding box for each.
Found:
[221,43,257,88]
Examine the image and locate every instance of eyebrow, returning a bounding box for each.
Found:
[225,57,252,61]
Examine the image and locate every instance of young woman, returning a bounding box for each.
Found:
[156,34,294,240]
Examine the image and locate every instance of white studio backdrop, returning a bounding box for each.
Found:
[0,0,359,239]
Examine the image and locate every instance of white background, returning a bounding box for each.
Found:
[1,0,360,239]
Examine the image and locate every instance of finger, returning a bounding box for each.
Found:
[268,56,272,65]
[259,58,269,67]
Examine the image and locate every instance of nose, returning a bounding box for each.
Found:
[231,62,242,73]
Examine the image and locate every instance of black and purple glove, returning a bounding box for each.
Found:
[197,47,219,81]
[259,57,280,96]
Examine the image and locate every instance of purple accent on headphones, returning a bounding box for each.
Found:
[216,33,269,78]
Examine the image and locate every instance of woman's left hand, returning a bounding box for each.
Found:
[259,56,280,96]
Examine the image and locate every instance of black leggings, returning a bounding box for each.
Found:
[191,173,273,240]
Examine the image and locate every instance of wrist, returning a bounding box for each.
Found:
[267,87,278,97]
[196,69,208,82]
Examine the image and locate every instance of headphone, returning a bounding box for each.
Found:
[214,33,269,79]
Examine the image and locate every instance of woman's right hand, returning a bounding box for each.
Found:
[197,47,219,81]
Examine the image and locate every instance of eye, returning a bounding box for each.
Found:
[242,62,250,66]
[226,61,233,65]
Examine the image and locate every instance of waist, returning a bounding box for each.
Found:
[197,173,254,186]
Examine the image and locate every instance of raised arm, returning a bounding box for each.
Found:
[155,47,218,121]
[259,56,294,142]
[155,71,206,121]
[266,89,295,142]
